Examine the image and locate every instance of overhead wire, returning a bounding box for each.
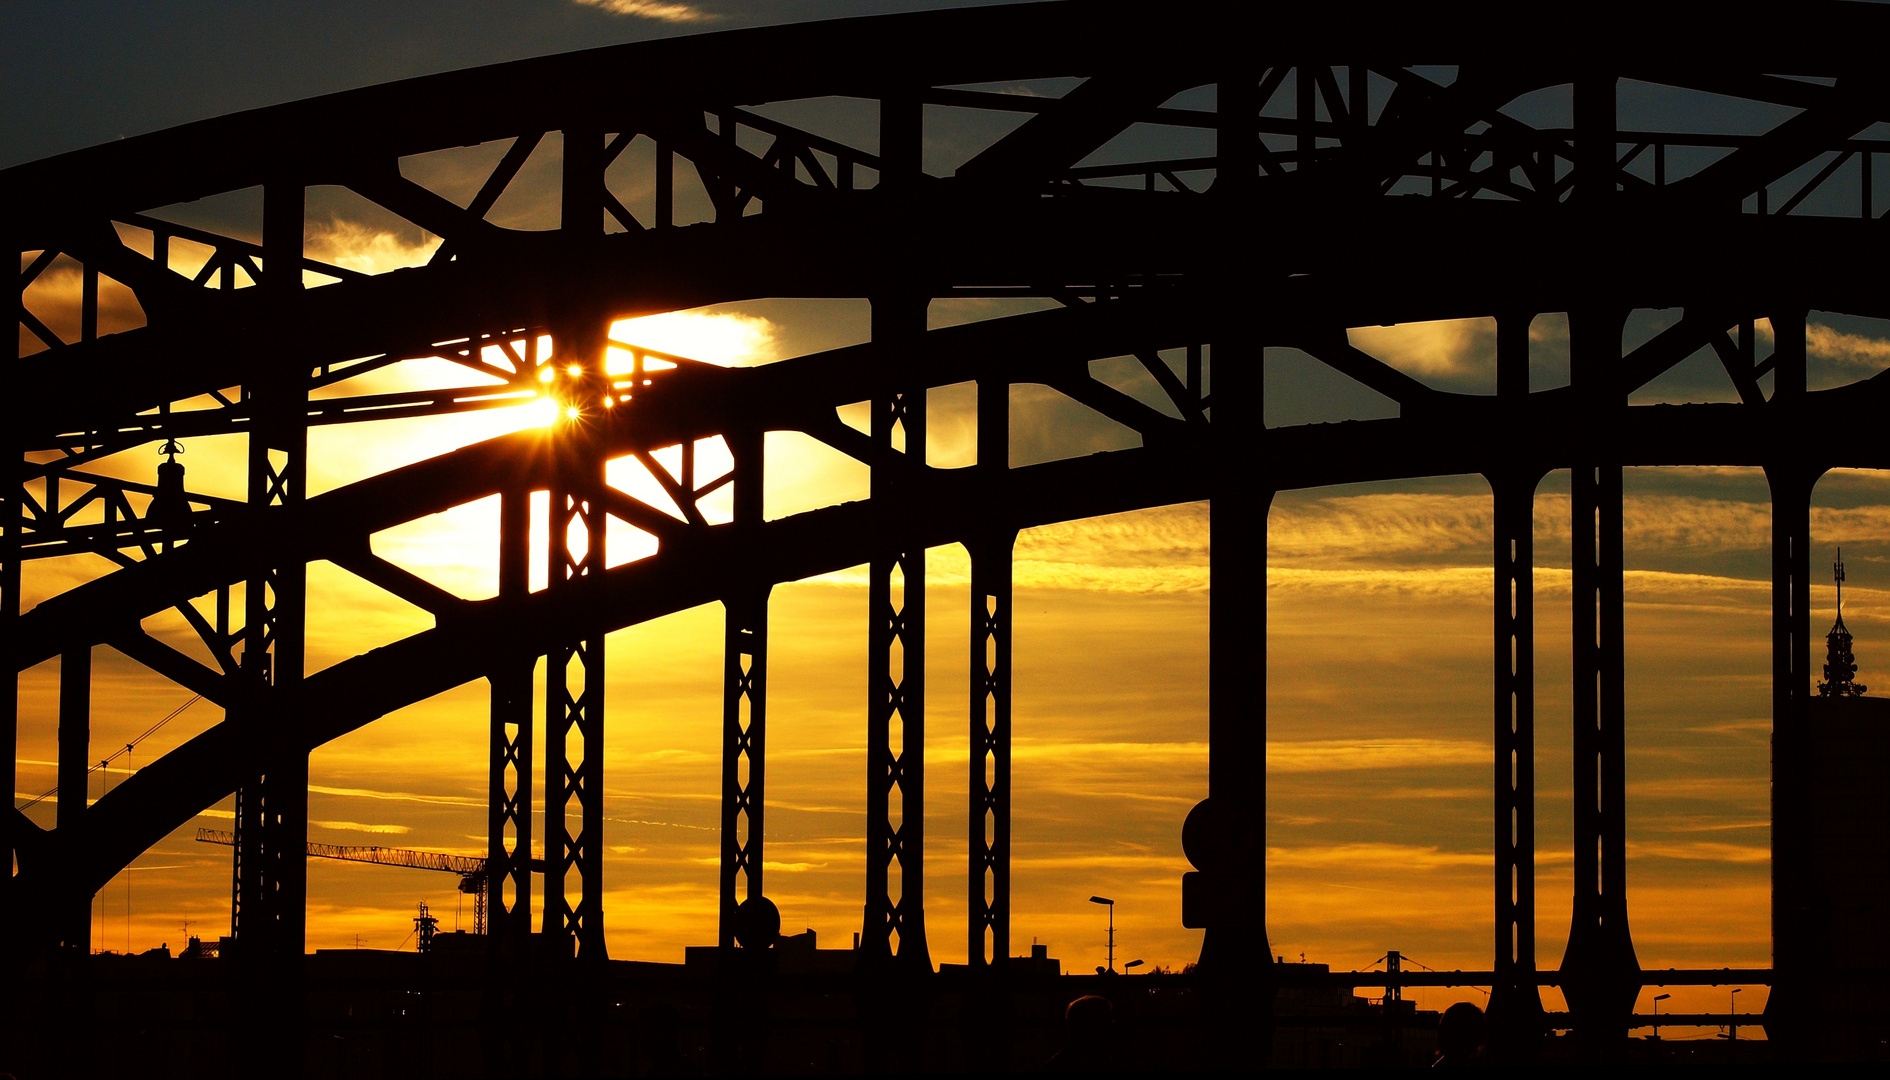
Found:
[15,694,203,810]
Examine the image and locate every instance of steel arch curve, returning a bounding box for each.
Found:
[11,0,1890,1056]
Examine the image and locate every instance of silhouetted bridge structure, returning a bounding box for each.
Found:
[7,0,1889,1066]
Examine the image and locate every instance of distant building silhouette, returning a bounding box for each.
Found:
[1775,552,1890,1058]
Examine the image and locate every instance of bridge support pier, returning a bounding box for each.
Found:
[718,583,770,947]
[1763,307,1814,1049]
[231,176,310,959]
[488,484,535,941]
[1559,305,1640,1044]
[1488,467,1545,1050]
[967,367,1013,974]
[861,289,932,974]
[966,531,1014,972]
[228,173,312,1068]
[718,423,771,950]
[541,314,610,964]
[1201,63,1267,987]
[1488,314,1545,1055]
[482,485,537,1076]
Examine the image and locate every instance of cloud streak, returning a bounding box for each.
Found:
[572,0,714,22]
[1267,738,1487,773]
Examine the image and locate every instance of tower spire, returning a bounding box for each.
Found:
[1819,548,1866,697]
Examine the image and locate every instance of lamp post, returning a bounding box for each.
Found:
[1652,993,1670,1040]
[1088,896,1115,973]
[1125,959,1144,972]
[1729,987,1742,1042]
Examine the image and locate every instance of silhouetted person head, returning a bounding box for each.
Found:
[1045,994,1117,1072]
[1435,1001,1485,1067]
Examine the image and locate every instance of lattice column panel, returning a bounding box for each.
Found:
[541,318,609,962]
[967,369,1013,972]
[859,88,931,973]
[719,424,770,948]
[232,177,309,957]
[488,486,534,939]
[861,292,931,971]
[718,585,769,946]
[967,530,1013,970]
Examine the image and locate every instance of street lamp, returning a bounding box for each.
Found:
[1124,959,1144,971]
[1652,993,1671,1040]
[1088,896,1115,973]
[1729,987,1742,1042]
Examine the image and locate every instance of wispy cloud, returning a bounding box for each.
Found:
[307,784,484,809]
[1267,842,1488,871]
[1267,738,1487,773]
[1272,488,1890,568]
[1627,840,1770,864]
[1347,318,1495,379]
[311,820,412,836]
[573,0,715,22]
[1757,317,1890,372]
[1270,493,1490,561]
[305,219,441,277]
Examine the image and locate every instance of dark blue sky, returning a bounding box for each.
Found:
[0,0,1017,168]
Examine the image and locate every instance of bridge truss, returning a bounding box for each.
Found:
[8,0,1890,1061]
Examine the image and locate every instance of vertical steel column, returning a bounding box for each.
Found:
[1489,315,1544,1043]
[1199,67,1267,980]
[541,319,609,962]
[488,486,533,939]
[232,176,309,958]
[57,648,90,951]
[719,426,769,947]
[1765,308,1813,1043]
[1559,301,1641,1030]
[967,372,1013,972]
[540,126,610,964]
[860,89,931,973]
[1557,71,1640,1038]
[863,291,931,971]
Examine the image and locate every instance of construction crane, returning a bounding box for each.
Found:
[196,828,489,936]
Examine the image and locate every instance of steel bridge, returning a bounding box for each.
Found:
[7,0,1890,1064]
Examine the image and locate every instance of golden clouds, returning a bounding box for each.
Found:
[1266,738,1487,773]
[1268,842,1487,872]
[304,219,440,278]
[572,0,713,20]
[310,820,412,835]
[1270,492,1490,562]
[1347,317,1494,380]
[1755,316,1890,373]
[610,310,780,366]
[19,253,146,352]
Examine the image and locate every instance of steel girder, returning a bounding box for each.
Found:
[12,0,1890,1052]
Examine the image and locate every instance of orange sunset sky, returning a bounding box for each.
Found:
[14,0,1890,1037]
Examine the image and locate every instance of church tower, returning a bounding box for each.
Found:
[1817,549,1866,698]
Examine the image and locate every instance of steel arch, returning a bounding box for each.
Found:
[11,0,1890,1056]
